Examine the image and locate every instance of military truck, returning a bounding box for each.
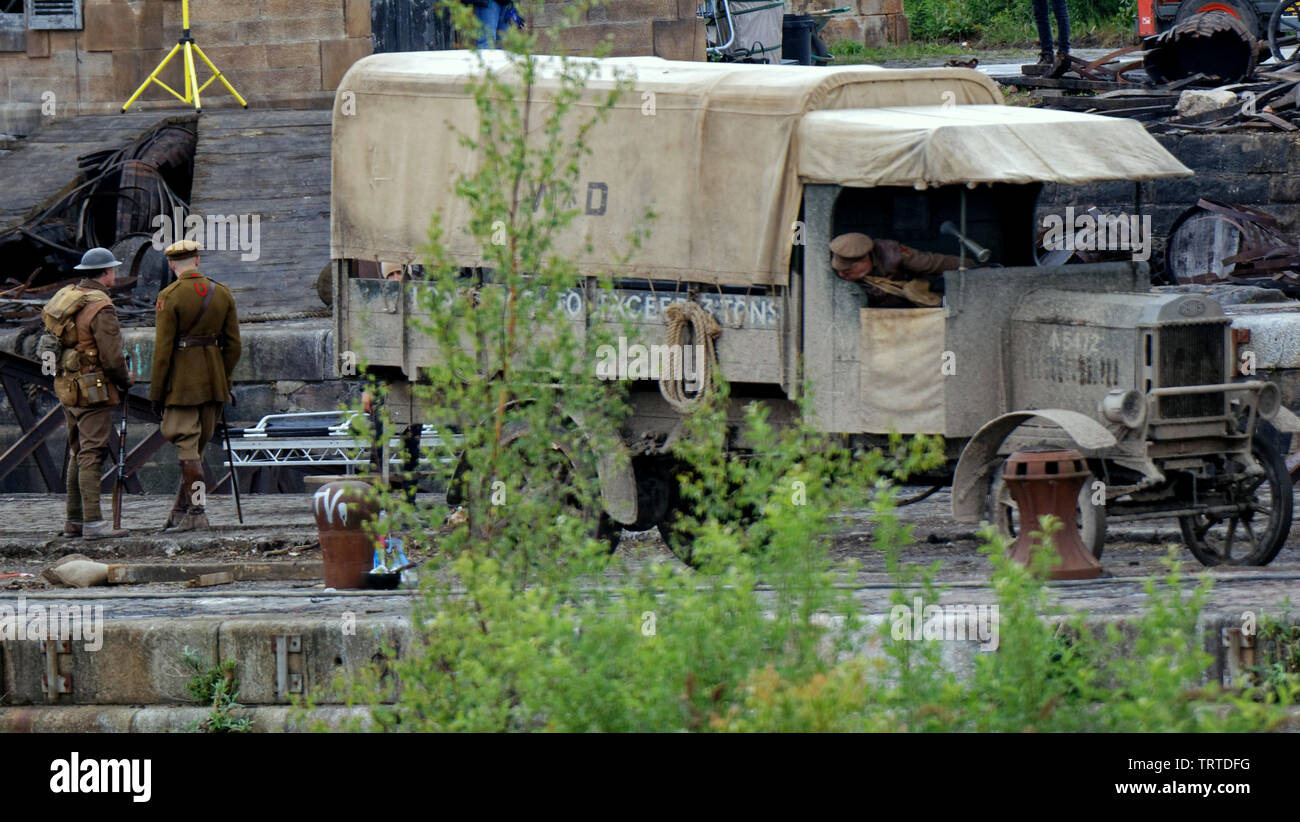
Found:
[331,51,1298,566]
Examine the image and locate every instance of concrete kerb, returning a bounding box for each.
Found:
[0,704,373,732]
[0,612,411,706]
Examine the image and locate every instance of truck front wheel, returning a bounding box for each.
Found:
[1179,436,1293,566]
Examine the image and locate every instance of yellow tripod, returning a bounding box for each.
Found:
[121,0,247,113]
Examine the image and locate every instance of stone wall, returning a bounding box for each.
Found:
[1040,132,1300,240]
[0,0,710,131]
[786,0,908,48]
[534,0,706,61]
[0,0,371,125]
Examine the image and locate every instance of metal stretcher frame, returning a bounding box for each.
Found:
[223,411,461,472]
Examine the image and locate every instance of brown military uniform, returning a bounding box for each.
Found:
[830,233,960,308]
[859,240,960,308]
[47,280,131,525]
[150,268,241,460]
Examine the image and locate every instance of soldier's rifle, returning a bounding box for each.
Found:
[112,354,131,530]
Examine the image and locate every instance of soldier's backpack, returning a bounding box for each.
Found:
[40,285,113,406]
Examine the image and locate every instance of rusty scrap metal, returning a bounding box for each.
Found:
[1166,199,1300,294]
[1145,11,1259,86]
[0,120,195,306]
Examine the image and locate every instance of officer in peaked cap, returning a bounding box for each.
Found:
[150,239,242,531]
[829,232,959,308]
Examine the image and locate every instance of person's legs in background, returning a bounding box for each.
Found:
[1031,0,1054,65]
[474,1,503,48]
[1048,0,1071,77]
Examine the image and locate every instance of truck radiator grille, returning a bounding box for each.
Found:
[1158,323,1225,419]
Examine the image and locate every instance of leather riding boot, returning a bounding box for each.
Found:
[161,471,190,531]
[173,459,210,532]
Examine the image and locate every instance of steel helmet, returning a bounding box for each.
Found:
[73,247,124,271]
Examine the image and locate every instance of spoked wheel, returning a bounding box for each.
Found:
[656,464,761,568]
[1179,436,1293,566]
[449,421,620,553]
[1269,0,1300,63]
[988,465,1107,560]
[657,499,696,566]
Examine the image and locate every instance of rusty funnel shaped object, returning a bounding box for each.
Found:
[1004,450,1103,581]
[312,479,380,589]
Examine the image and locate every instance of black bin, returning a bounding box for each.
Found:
[782,14,815,66]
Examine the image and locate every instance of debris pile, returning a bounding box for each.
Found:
[1165,199,1300,295]
[1002,11,1300,133]
[0,120,195,326]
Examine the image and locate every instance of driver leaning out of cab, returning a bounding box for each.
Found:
[830,232,960,308]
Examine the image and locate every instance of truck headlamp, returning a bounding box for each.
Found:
[1100,389,1146,429]
[1257,382,1281,419]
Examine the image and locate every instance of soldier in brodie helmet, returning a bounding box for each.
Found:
[38,248,135,540]
[150,240,242,531]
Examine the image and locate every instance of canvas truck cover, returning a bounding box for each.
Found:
[331,51,1004,287]
[797,105,1192,187]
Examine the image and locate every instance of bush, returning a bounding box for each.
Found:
[903,0,1136,43]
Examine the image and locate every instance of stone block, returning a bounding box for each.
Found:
[191,21,241,45]
[1268,173,1300,205]
[196,44,270,73]
[533,3,576,27]
[821,16,864,45]
[239,65,324,97]
[85,0,164,53]
[883,0,903,13]
[653,18,705,61]
[189,0,263,23]
[857,0,885,15]
[111,48,180,102]
[320,36,372,90]
[263,0,341,17]
[860,13,890,46]
[1173,133,1290,175]
[268,40,321,69]
[891,11,909,43]
[590,0,679,23]
[27,31,48,58]
[217,616,411,704]
[539,20,656,56]
[0,616,219,705]
[237,16,344,46]
[345,0,372,38]
[0,25,26,53]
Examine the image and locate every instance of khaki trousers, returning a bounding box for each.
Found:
[64,404,113,523]
[160,402,221,461]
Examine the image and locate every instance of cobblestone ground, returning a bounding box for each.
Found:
[2,488,1300,619]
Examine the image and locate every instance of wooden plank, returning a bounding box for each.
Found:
[189,572,236,587]
[997,74,1142,91]
[188,108,332,319]
[105,559,323,584]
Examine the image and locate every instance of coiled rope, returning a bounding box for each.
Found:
[659,300,722,413]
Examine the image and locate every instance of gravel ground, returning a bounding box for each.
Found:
[3,488,1300,619]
